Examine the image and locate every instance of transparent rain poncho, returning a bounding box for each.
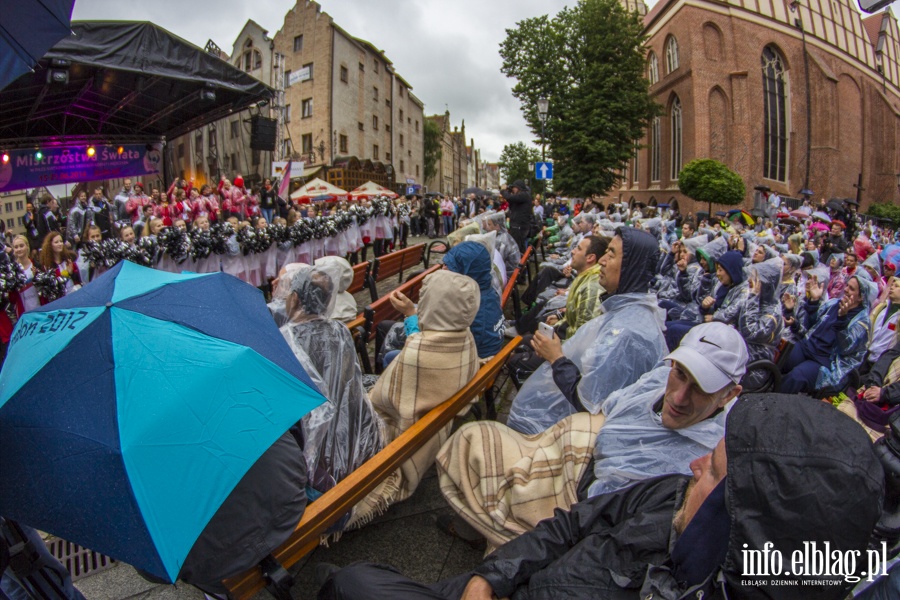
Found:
[278,265,384,489]
[586,365,730,498]
[506,292,669,435]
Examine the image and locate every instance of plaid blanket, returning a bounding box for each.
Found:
[346,328,479,529]
[436,412,605,548]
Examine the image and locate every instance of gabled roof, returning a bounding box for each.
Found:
[862,13,886,45]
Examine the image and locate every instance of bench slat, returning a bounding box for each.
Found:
[222,336,522,599]
[347,262,370,296]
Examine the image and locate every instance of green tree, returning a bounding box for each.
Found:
[677,159,746,219]
[423,119,442,185]
[868,202,900,226]
[499,0,658,196]
[498,142,542,191]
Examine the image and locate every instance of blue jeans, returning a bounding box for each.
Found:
[260,207,275,224]
[442,216,454,236]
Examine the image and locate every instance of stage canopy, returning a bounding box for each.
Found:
[0,21,274,147]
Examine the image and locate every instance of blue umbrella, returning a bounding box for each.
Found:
[0,261,326,583]
[0,0,76,92]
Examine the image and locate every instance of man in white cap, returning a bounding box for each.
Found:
[435,322,748,549]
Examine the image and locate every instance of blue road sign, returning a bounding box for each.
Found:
[535,162,553,180]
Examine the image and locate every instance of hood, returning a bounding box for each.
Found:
[465,230,497,257]
[800,250,819,268]
[829,252,845,270]
[417,270,480,331]
[696,236,728,273]
[616,227,661,295]
[682,234,708,255]
[720,393,883,597]
[863,251,882,276]
[851,274,879,307]
[806,264,831,287]
[783,253,802,270]
[716,251,745,287]
[286,264,337,319]
[448,223,480,247]
[314,256,352,293]
[444,241,493,291]
[750,257,783,303]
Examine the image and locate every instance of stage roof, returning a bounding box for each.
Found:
[0,21,274,147]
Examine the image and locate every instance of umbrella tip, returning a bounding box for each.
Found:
[106,302,113,308]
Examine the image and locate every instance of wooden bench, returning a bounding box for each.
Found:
[501,267,520,313]
[366,243,427,302]
[222,336,522,600]
[347,261,371,296]
[518,245,534,285]
[361,264,440,373]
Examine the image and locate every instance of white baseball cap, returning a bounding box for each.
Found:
[665,322,749,393]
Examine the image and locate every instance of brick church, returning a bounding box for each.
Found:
[614,0,900,215]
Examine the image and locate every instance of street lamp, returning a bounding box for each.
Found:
[537,96,549,162]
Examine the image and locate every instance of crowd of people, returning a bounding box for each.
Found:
[8,176,900,600]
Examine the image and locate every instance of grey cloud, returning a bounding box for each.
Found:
[72,0,560,160]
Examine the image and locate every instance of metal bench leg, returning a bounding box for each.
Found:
[260,555,293,600]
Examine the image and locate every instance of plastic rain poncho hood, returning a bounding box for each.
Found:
[443,241,505,358]
[314,256,357,321]
[587,365,729,498]
[506,292,669,434]
[279,265,383,487]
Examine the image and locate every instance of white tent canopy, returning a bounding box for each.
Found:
[290,178,349,203]
[349,180,398,199]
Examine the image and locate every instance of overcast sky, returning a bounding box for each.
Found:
[69,0,579,162]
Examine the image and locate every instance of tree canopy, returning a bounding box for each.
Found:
[499,0,657,196]
[677,159,746,216]
[498,142,543,191]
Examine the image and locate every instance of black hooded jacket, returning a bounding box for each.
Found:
[616,227,661,295]
[472,394,884,600]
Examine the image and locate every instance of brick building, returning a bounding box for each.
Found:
[273,0,425,193]
[424,111,477,196]
[614,0,900,215]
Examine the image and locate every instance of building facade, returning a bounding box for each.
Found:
[424,111,476,196]
[273,0,425,193]
[614,0,900,215]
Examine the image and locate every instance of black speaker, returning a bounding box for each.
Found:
[250,116,277,151]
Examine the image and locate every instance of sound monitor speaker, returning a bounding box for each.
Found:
[250,116,277,151]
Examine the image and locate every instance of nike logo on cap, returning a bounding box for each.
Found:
[699,336,722,348]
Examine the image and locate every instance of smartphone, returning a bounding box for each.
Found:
[538,322,555,339]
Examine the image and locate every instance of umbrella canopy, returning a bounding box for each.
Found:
[462,186,488,197]
[350,181,398,199]
[790,209,810,219]
[779,217,802,227]
[290,178,349,203]
[811,211,832,224]
[0,261,326,583]
[0,0,75,92]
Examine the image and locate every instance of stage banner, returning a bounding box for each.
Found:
[0,143,163,192]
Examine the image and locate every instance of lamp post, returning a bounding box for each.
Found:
[537,96,549,162]
[790,0,812,194]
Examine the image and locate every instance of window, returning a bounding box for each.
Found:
[358,121,364,131]
[230,153,237,171]
[339,134,348,153]
[243,49,262,71]
[302,63,314,80]
[385,124,391,133]
[359,62,365,72]
[670,96,683,180]
[416,164,419,177]
[284,104,291,123]
[400,133,404,147]
[373,144,379,160]
[6,219,12,229]
[301,134,313,155]
[386,152,391,162]
[399,86,404,97]
[177,143,184,159]
[15,200,23,210]
[374,59,379,73]
[340,65,348,83]
[385,99,391,107]
[399,109,404,122]
[648,52,659,84]
[293,35,303,52]
[373,115,379,130]
[17,216,23,226]
[282,140,292,157]
[302,98,312,118]
[665,37,679,73]
[400,159,405,172]
[4,203,10,212]
[230,120,239,139]
[373,86,379,101]
[650,117,661,182]
[415,120,419,132]
[633,140,640,183]
[284,69,291,87]
[762,46,789,182]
